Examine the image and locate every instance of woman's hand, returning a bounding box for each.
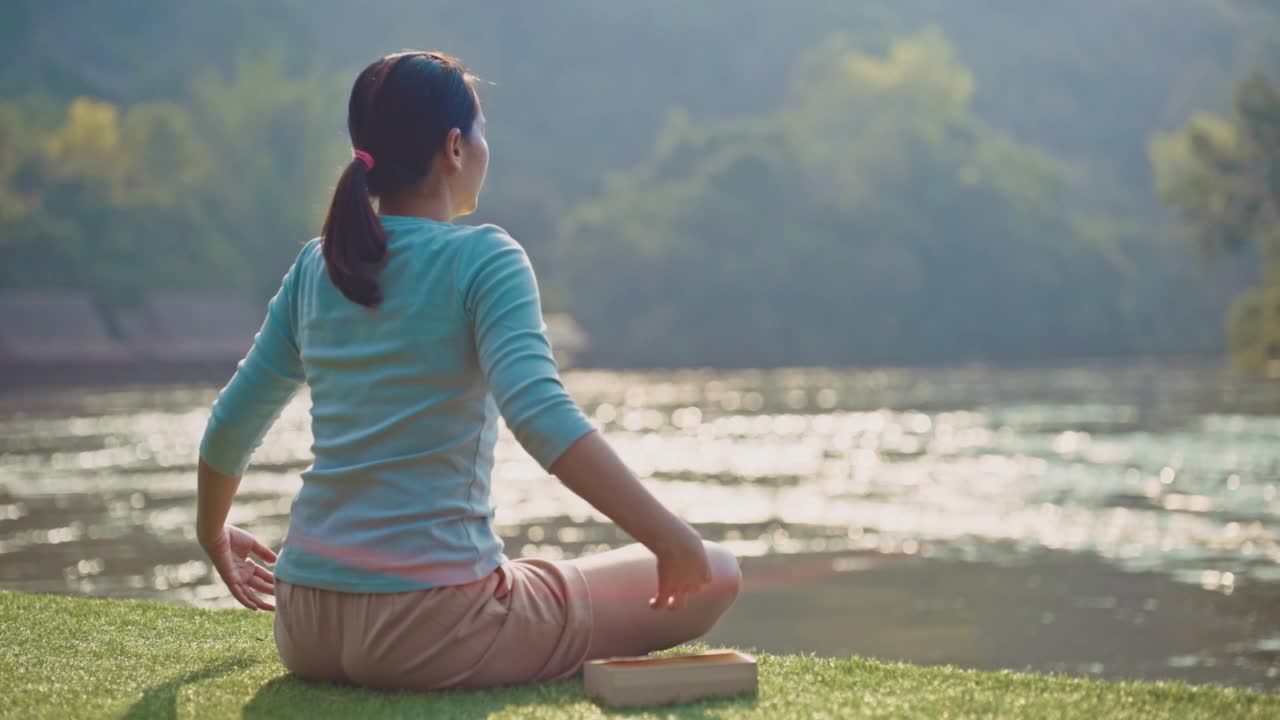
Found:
[201,525,278,611]
[650,525,713,610]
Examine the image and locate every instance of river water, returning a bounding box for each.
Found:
[2,365,1278,689]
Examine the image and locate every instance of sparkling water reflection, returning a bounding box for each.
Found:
[2,365,1278,688]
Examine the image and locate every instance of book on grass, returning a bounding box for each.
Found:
[583,649,758,708]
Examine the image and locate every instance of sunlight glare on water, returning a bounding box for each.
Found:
[1,365,1279,607]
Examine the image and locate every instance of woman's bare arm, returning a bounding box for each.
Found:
[549,430,710,607]
[196,457,277,610]
[461,229,710,606]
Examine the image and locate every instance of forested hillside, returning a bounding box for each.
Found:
[2,1,1276,366]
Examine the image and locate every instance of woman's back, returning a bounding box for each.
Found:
[200,216,594,592]
[196,51,735,691]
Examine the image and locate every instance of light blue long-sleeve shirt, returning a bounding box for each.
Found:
[199,216,596,592]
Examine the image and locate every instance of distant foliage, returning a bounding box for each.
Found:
[0,95,234,309]
[0,53,344,315]
[556,33,1131,367]
[188,53,347,297]
[0,1,1276,364]
[1152,68,1280,374]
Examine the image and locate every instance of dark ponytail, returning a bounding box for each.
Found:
[321,156,387,308]
[321,51,480,309]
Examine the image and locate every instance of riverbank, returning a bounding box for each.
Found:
[2,591,1274,719]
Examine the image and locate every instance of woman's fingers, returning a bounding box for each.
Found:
[237,579,275,611]
[669,581,708,609]
[651,580,702,609]
[650,585,675,608]
[216,554,274,611]
[248,574,275,596]
[252,562,275,585]
[204,528,277,612]
[251,540,277,564]
[241,557,270,578]
[228,581,258,611]
[252,592,276,611]
[650,591,687,610]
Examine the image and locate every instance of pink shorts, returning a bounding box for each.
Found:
[273,558,594,690]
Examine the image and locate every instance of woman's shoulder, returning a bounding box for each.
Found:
[293,236,322,266]
[462,223,523,252]
[456,223,530,269]
[455,224,538,310]
[303,236,323,255]
[281,237,323,282]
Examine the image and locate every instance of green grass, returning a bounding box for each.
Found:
[1,591,1275,719]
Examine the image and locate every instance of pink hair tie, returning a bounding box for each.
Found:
[353,149,375,170]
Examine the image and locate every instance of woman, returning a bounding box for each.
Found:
[195,50,740,691]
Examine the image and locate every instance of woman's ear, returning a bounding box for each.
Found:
[444,127,465,174]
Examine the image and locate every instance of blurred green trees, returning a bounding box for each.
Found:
[0,96,232,310]
[556,33,1128,366]
[0,54,344,315]
[188,53,347,297]
[1152,68,1280,374]
[0,1,1276,366]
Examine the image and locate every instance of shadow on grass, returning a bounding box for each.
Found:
[122,658,259,720]
[601,692,760,718]
[242,673,584,719]
[241,672,758,718]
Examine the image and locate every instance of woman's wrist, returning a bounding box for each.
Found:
[196,521,224,550]
[196,458,240,551]
[644,515,702,559]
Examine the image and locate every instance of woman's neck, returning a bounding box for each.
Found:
[378,184,455,223]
